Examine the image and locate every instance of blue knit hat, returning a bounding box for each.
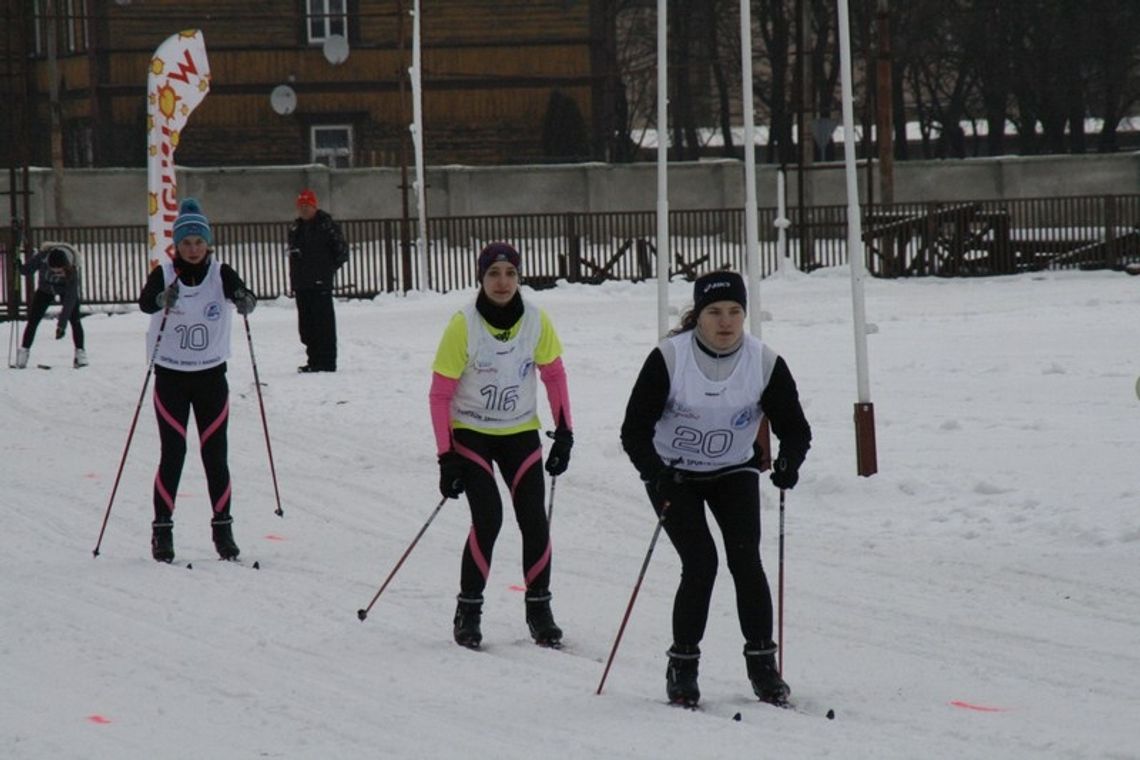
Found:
[172,197,212,246]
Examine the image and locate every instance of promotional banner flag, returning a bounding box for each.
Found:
[146,30,211,267]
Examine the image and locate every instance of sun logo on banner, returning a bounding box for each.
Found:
[155,83,181,122]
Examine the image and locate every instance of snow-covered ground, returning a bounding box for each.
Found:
[3,267,1138,759]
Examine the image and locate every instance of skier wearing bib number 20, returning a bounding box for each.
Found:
[429,242,574,650]
[138,198,257,564]
[620,270,811,708]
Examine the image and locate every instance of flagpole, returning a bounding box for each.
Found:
[837,0,878,476]
[656,0,669,337]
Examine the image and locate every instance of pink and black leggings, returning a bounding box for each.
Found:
[451,427,551,598]
[152,364,232,523]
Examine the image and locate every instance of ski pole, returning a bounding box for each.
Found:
[547,475,557,526]
[356,496,447,622]
[242,313,283,517]
[778,489,786,673]
[6,315,16,368]
[596,501,670,695]
[92,304,172,557]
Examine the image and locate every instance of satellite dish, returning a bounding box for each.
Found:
[270,85,297,116]
[323,34,350,65]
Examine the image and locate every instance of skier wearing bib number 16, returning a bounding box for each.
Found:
[620,270,811,708]
[137,198,257,564]
[429,242,574,650]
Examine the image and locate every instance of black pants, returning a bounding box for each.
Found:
[295,288,337,369]
[650,469,773,648]
[22,290,83,349]
[452,428,551,597]
[152,365,232,523]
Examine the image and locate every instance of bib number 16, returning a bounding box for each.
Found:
[480,383,520,412]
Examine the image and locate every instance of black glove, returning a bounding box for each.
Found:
[155,281,180,310]
[233,288,257,315]
[438,451,466,499]
[288,247,302,260]
[544,428,573,476]
[646,460,685,506]
[55,325,66,340]
[770,456,800,490]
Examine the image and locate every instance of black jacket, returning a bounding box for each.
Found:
[620,337,812,481]
[20,245,81,328]
[287,209,349,291]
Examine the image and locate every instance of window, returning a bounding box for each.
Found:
[30,0,88,56]
[306,0,347,44]
[311,125,353,168]
[65,120,95,167]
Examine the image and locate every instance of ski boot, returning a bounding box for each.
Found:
[453,594,484,649]
[666,644,701,707]
[14,347,29,369]
[151,519,174,563]
[211,516,241,560]
[524,591,563,648]
[74,348,88,368]
[744,641,791,705]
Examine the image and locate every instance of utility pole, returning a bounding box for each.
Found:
[46,0,65,224]
[875,0,894,204]
[795,0,815,270]
[396,0,413,292]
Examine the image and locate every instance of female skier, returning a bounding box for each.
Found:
[14,242,86,368]
[428,241,574,649]
[620,270,811,707]
[138,198,257,562]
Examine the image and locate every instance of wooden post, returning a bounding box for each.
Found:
[854,402,878,476]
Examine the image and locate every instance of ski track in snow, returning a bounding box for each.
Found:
[3,270,1139,759]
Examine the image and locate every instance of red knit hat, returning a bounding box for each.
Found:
[296,189,318,208]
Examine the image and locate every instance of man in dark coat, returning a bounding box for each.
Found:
[288,188,349,372]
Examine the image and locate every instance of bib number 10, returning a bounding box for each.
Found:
[173,323,211,351]
[671,425,733,458]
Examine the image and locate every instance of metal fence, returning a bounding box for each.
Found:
[3,194,1137,310]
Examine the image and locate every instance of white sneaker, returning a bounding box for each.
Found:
[15,347,29,369]
[74,348,88,368]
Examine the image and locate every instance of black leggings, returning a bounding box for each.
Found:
[452,428,550,597]
[650,469,774,648]
[152,365,232,523]
[22,290,83,349]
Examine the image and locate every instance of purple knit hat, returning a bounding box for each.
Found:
[477,242,521,278]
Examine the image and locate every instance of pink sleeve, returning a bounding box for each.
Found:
[538,356,573,431]
[429,372,460,455]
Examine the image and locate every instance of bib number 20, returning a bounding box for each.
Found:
[671,425,733,458]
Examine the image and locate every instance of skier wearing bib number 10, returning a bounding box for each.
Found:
[137,198,257,564]
[429,242,574,650]
[620,270,811,708]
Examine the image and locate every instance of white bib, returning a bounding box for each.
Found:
[652,332,775,471]
[147,259,232,371]
[452,301,541,429]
